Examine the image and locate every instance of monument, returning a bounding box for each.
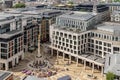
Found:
[28,34,51,71]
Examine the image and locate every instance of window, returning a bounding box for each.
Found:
[70,45,72,48]
[66,39,69,43]
[69,35,72,39]
[104,43,106,46]
[99,41,102,45]
[62,38,65,41]
[88,39,90,42]
[57,32,59,35]
[81,35,84,39]
[66,44,68,47]
[108,49,111,52]
[74,41,76,45]
[1,54,7,59]
[113,47,119,51]
[108,43,111,47]
[70,40,72,44]
[64,34,67,38]
[104,48,107,51]
[73,36,76,40]
[1,43,7,48]
[74,46,76,49]
[96,41,99,44]
[59,37,61,40]
[1,49,7,53]
[60,33,63,37]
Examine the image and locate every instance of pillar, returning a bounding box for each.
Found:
[84,60,86,70]
[16,56,19,64]
[92,63,94,74]
[12,59,15,67]
[22,52,24,60]
[101,66,104,76]
[69,55,71,64]
[76,58,78,66]
[57,51,59,59]
[89,62,91,67]
[5,62,8,70]
[63,53,65,61]
[51,49,53,56]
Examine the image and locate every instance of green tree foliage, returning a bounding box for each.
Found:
[114,0,120,2]
[13,3,26,8]
[67,1,73,4]
[106,72,115,80]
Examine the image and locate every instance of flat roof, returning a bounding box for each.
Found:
[58,12,95,21]
[96,22,120,33]
[24,76,47,80]
[105,3,120,6]
[52,24,91,34]
[0,30,23,39]
[104,54,120,76]
[0,71,12,80]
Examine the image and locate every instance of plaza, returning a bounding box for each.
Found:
[8,45,106,80]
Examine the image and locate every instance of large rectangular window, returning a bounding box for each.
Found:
[1,43,7,48]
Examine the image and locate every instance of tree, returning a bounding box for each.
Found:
[106,72,115,80]
[67,1,73,5]
[13,3,26,8]
[114,0,120,2]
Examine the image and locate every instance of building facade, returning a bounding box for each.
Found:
[49,12,120,74]
[111,10,120,22]
[0,13,24,70]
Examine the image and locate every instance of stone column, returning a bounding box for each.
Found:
[57,51,59,59]
[63,53,65,61]
[84,60,86,70]
[69,55,71,64]
[51,49,53,56]
[92,63,94,74]
[16,56,19,64]
[101,66,104,76]
[12,59,15,67]
[76,57,78,66]
[22,52,24,60]
[5,62,8,70]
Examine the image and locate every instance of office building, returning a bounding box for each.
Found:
[48,11,120,74]
[73,3,110,22]
[104,54,120,79]
[0,13,25,70]
[0,71,13,80]
[105,3,120,13]
[111,10,120,22]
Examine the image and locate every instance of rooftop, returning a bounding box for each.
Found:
[112,10,120,14]
[58,12,95,21]
[0,30,23,39]
[52,24,89,34]
[23,76,47,80]
[96,22,120,33]
[0,71,12,80]
[104,54,120,76]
